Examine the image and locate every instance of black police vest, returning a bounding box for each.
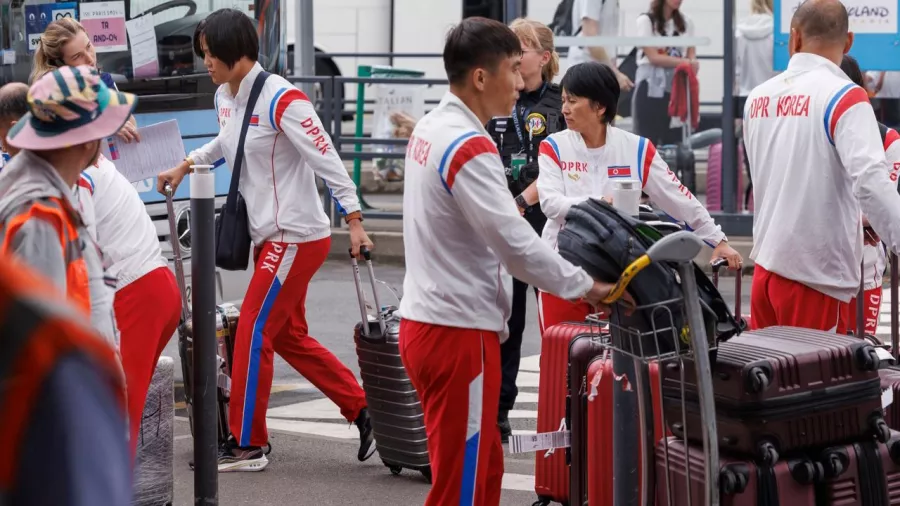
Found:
[490,83,564,167]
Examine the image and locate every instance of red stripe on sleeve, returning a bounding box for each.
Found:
[830,87,870,141]
[642,141,656,189]
[76,178,93,195]
[274,89,310,130]
[445,136,499,190]
[885,128,900,152]
[539,141,561,168]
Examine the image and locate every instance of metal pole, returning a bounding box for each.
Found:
[191,164,218,504]
[721,0,737,214]
[294,0,316,98]
[612,352,640,506]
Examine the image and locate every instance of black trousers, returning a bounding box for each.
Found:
[499,207,546,412]
[632,80,682,146]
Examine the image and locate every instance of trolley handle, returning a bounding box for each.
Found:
[349,246,387,341]
[164,183,191,322]
[711,258,743,318]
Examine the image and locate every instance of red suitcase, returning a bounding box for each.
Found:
[662,327,888,464]
[655,437,818,505]
[817,434,900,505]
[534,322,597,505]
[585,357,664,506]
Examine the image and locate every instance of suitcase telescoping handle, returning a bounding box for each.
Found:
[892,253,899,360]
[164,183,191,322]
[711,258,742,317]
[349,246,387,339]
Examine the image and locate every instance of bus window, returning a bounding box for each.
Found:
[462,0,527,22]
[0,1,282,114]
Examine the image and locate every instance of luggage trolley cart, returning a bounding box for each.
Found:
[589,231,721,506]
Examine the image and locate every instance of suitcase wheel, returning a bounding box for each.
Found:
[421,467,432,483]
[871,414,891,443]
[747,366,770,393]
[531,500,550,506]
[389,465,402,476]
[856,345,881,371]
[820,449,848,478]
[757,440,779,466]
[787,459,825,485]
[720,465,749,495]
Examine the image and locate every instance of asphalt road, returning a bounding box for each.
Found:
[160,259,752,505]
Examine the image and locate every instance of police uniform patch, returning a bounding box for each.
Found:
[526,112,546,135]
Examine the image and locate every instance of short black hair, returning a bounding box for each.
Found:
[0,83,28,121]
[840,54,865,88]
[443,17,522,86]
[560,62,620,124]
[792,0,849,44]
[193,8,259,67]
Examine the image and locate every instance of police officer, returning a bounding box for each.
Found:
[486,18,565,443]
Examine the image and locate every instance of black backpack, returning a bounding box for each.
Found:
[549,0,582,36]
[557,199,742,358]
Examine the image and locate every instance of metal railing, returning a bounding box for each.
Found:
[297,43,752,236]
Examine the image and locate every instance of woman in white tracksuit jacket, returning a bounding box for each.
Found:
[536,62,743,332]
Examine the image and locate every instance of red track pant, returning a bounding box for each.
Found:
[750,265,849,333]
[846,287,883,337]
[229,238,367,447]
[537,290,593,334]
[399,320,504,506]
[116,266,181,456]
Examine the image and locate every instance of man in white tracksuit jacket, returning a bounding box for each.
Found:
[744,0,900,332]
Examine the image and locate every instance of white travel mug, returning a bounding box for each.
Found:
[611,180,641,217]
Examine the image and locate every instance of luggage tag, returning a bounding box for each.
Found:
[510,153,527,180]
[509,418,571,455]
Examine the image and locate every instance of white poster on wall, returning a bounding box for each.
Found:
[780,0,897,34]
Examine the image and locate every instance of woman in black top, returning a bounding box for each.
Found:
[485,18,565,443]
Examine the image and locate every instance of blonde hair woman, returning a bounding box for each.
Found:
[486,17,567,444]
[32,18,139,142]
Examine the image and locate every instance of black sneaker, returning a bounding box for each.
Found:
[217,436,269,472]
[498,409,512,444]
[354,408,376,461]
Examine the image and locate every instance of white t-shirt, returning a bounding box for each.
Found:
[567,0,620,67]
[635,13,695,66]
[867,71,900,99]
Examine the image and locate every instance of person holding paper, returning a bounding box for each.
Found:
[535,61,742,332]
[157,8,375,472]
[32,18,140,144]
[73,153,181,458]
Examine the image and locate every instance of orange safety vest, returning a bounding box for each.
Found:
[0,255,124,496]
[0,196,91,317]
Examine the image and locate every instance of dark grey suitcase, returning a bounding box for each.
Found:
[350,247,431,482]
[132,356,175,506]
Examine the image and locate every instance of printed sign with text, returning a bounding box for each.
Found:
[80,1,128,53]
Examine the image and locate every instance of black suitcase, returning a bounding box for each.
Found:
[350,247,431,482]
[164,184,236,447]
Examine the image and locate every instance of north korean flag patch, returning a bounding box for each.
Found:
[249,114,259,127]
[607,165,632,178]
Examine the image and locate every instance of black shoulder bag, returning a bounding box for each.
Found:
[215,71,270,271]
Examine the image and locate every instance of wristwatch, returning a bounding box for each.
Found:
[344,211,364,224]
[515,194,528,210]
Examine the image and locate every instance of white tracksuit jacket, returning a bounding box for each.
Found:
[398,93,593,339]
[188,62,361,245]
[536,127,726,250]
[862,128,900,291]
[744,53,900,302]
[74,154,167,290]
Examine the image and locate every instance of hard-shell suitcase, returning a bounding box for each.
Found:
[662,327,889,464]
[817,434,900,505]
[132,356,175,506]
[585,355,663,506]
[655,437,818,506]
[705,141,746,212]
[534,322,596,505]
[350,247,431,482]
[567,333,607,506]
[164,184,237,446]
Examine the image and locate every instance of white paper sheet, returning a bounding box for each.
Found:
[125,13,158,78]
[102,120,186,183]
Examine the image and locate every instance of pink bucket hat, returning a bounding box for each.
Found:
[7,65,137,150]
